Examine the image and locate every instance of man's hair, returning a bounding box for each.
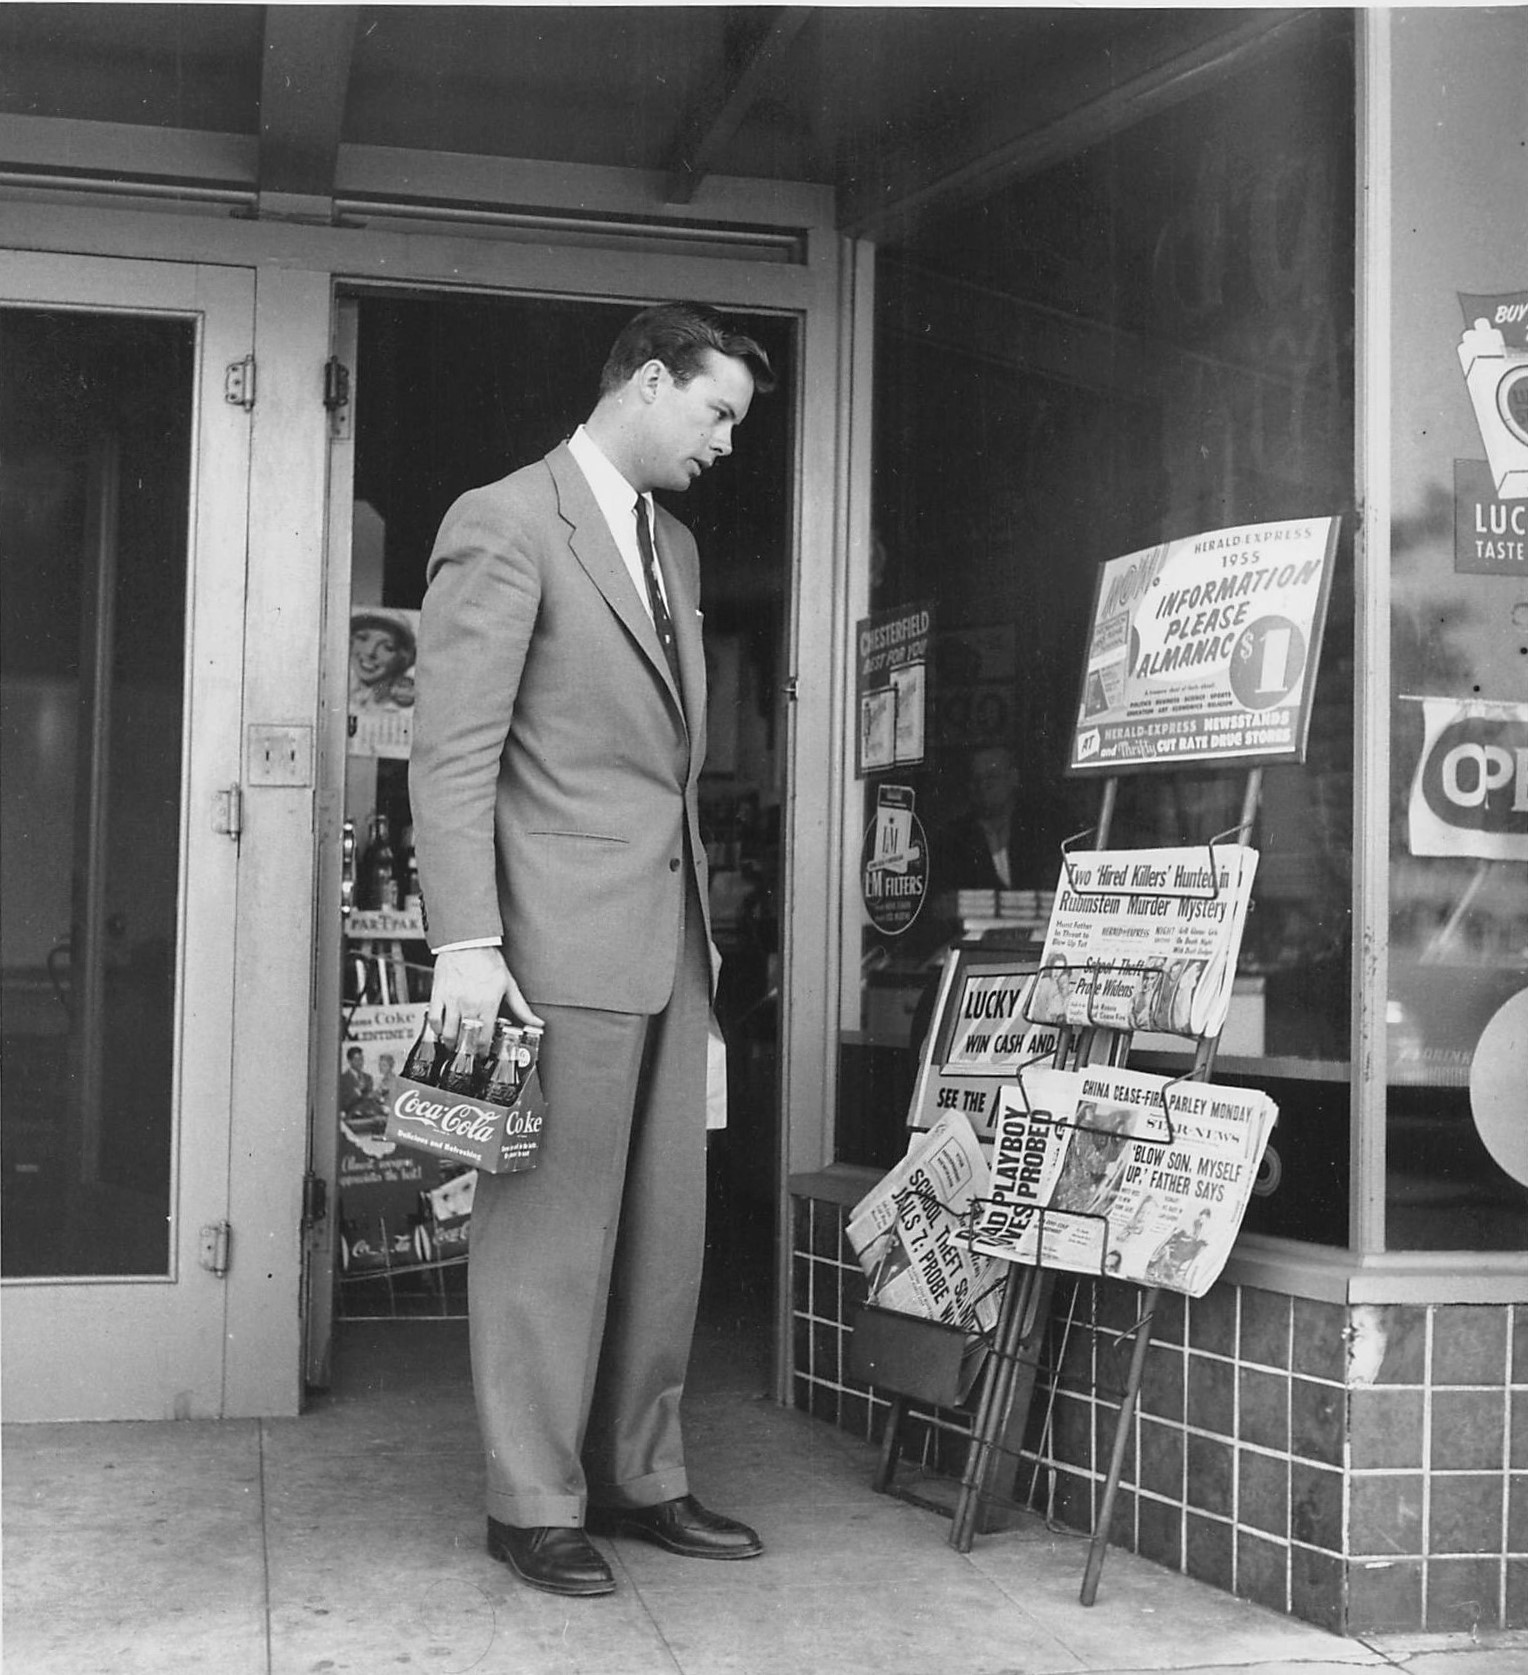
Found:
[599,302,776,397]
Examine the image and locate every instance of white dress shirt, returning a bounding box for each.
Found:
[567,423,670,619]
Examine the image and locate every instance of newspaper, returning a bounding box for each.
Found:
[847,1109,1001,1336]
[1029,845,1258,1039]
[965,1065,1277,1298]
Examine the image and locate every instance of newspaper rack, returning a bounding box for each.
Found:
[924,770,1273,1608]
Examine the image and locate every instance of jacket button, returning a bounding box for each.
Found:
[669,857,681,872]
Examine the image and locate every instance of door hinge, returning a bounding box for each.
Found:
[302,1172,328,1230]
[324,357,351,439]
[199,1220,232,1278]
[323,356,350,412]
[224,355,256,410]
[212,784,244,841]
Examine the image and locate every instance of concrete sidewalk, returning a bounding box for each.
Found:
[4,1316,1525,1675]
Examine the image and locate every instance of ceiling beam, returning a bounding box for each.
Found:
[257,4,360,218]
[663,6,814,206]
[839,8,1324,244]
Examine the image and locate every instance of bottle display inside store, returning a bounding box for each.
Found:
[362,812,399,910]
[401,821,422,914]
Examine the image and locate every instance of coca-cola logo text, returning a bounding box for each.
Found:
[394,1087,499,1144]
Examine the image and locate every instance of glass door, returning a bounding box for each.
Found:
[1,253,253,1419]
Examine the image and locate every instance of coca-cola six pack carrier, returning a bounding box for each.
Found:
[385,1016,548,1174]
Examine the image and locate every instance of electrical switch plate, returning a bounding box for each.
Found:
[247,723,314,787]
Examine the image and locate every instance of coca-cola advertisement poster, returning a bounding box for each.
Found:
[340,1002,457,1274]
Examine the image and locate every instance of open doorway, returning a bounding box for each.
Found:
[329,288,794,1388]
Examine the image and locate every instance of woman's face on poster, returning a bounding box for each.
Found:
[352,625,401,684]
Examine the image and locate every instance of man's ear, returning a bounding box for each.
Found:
[635,359,667,403]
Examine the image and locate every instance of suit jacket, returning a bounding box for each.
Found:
[938,808,1029,894]
[410,443,713,1015]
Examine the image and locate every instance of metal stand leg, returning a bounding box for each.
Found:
[950,1266,1035,1552]
[1079,1285,1158,1606]
[871,1396,906,1495]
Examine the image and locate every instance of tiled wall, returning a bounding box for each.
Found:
[792,1190,1528,1635]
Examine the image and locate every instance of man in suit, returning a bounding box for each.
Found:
[941,743,1029,892]
[409,302,774,1598]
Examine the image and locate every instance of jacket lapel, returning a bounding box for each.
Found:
[547,444,688,726]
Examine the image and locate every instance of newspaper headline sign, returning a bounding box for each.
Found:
[1405,695,1528,861]
[1069,518,1339,775]
[907,955,1062,1143]
[857,602,932,774]
[1033,846,1258,1040]
[846,1108,1001,1339]
[964,1065,1277,1298]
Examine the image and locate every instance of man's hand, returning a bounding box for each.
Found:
[428,946,545,1044]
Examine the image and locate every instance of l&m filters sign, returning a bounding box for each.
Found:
[1456,289,1528,576]
[1406,696,1528,862]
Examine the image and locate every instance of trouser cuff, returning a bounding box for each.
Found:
[587,1465,689,1512]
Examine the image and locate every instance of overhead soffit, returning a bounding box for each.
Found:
[0,4,1309,244]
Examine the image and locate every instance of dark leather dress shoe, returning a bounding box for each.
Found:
[486,1518,615,1596]
[587,1495,762,1559]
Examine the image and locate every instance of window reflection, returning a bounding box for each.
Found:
[1383,11,1528,1252]
[846,17,1358,1246]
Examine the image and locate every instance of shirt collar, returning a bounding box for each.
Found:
[568,424,649,536]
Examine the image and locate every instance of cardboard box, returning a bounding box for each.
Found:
[384,1068,547,1174]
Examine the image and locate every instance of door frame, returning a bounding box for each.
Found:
[0,250,254,1421]
[2,188,859,1414]
[301,255,860,1400]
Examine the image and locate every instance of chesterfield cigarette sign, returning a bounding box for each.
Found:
[1405,696,1528,862]
[1068,517,1339,775]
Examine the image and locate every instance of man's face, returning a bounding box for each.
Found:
[969,749,1019,818]
[637,348,755,493]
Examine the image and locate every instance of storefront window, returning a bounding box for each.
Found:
[844,14,1357,1250]
[0,310,192,1276]
[1385,10,1528,1251]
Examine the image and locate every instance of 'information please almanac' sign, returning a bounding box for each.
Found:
[1068,517,1339,776]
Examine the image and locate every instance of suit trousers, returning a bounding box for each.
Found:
[467,875,711,1529]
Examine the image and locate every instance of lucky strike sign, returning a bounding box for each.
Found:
[1406,696,1528,861]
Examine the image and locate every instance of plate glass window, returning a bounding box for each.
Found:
[1,309,193,1277]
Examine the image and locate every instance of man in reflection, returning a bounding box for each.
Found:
[942,743,1029,892]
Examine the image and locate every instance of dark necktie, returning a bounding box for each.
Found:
[634,496,683,697]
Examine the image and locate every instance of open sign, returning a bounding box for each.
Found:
[1408,698,1528,860]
